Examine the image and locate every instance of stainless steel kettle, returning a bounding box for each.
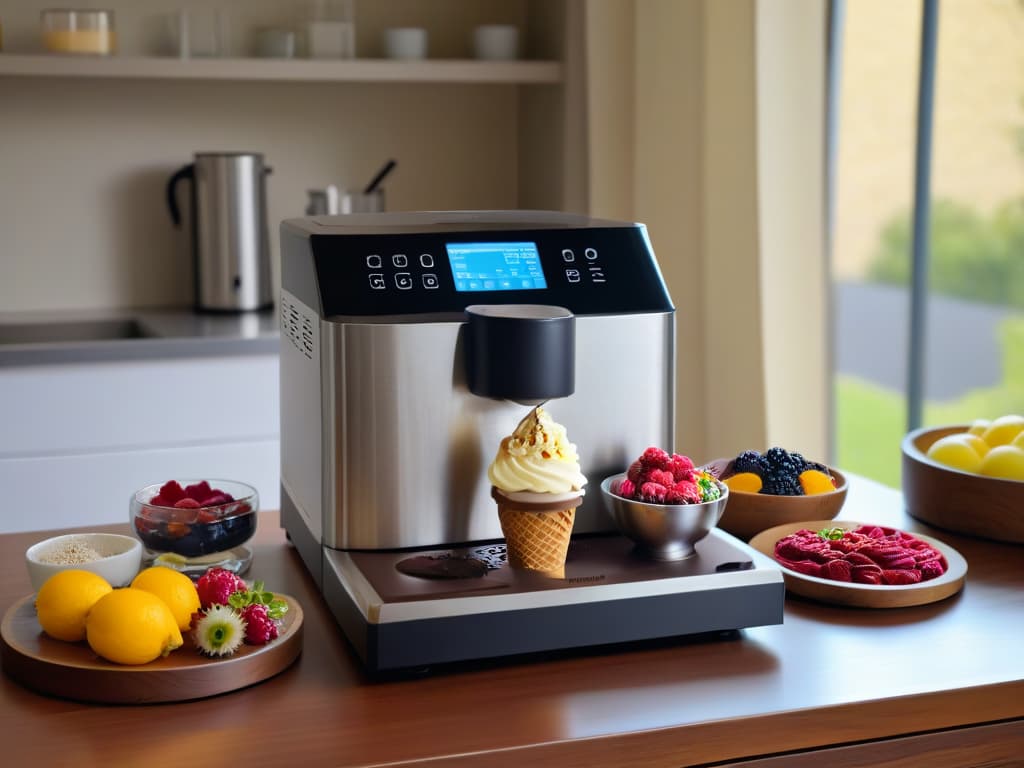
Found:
[166,152,273,313]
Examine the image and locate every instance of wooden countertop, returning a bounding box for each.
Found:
[2,476,1022,767]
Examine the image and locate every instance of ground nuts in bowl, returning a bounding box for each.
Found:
[24,533,142,592]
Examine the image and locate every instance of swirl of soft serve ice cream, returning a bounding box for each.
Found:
[488,407,588,494]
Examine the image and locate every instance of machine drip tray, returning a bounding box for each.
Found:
[322,529,785,673]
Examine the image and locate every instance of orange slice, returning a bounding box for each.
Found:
[799,469,835,495]
[724,472,762,493]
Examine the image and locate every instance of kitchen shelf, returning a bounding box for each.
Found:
[0,53,562,84]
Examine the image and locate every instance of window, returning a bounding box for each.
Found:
[830,0,1024,487]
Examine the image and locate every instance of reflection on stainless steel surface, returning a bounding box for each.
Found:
[309,311,674,550]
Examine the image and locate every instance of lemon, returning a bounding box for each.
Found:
[1012,431,1024,449]
[967,418,990,437]
[86,588,183,665]
[35,570,113,642]
[926,434,983,473]
[131,566,201,632]
[962,433,990,458]
[980,414,1024,448]
[978,445,1024,481]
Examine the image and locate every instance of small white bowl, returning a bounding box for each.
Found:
[25,533,142,592]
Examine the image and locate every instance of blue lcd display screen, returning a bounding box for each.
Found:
[446,242,547,292]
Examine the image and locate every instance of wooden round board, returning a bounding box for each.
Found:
[0,594,303,703]
[748,520,967,608]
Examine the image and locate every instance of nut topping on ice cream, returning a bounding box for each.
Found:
[487,407,587,495]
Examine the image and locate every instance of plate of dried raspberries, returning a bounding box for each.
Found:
[749,519,967,608]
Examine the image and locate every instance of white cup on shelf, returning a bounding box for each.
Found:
[472,24,519,61]
[383,27,427,60]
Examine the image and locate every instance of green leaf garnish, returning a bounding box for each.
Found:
[817,526,847,541]
[227,580,289,620]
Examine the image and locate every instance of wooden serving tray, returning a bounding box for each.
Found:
[0,594,303,704]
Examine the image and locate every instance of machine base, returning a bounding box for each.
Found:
[311,528,785,673]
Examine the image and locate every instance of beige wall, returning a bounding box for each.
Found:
[586,0,828,463]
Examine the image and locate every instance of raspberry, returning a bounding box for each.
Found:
[640,447,670,470]
[159,480,186,504]
[614,477,637,498]
[240,603,279,645]
[667,480,701,504]
[667,453,695,481]
[626,460,644,484]
[638,481,668,503]
[149,495,169,508]
[184,481,213,503]
[203,493,232,507]
[196,567,248,608]
[174,497,202,509]
[645,469,676,488]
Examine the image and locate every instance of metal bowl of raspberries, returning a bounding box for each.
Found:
[130,479,258,577]
[706,448,848,541]
[600,448,729,561]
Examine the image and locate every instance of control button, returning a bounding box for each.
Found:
[392,254,408,268]
[420,253,435,268]
[468,280,482,291]
[369,273,386,290]
[483,280,496,290]
[589,266,606,283]
[562,249,575,263]
[565,269,580,283]
[366,254,382,269]
[395,272,413,290]
[585,247,598,261]
[422,273,439,289]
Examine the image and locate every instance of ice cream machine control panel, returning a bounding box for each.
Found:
[311,226,673,317]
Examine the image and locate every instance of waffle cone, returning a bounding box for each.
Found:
[492,487,582,578]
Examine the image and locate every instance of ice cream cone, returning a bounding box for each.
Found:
[492,487,582,578]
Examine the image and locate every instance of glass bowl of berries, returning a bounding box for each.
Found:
[130,479,258,578]
[706,448,848,541]
[600,447,729,561]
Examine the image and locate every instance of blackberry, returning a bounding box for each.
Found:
[760,446,804,496]
[733,450,763,475]
[792,451,829,474]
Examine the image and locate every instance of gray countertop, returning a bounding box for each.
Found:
[0,307,280,366]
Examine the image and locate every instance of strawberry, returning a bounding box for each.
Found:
[239,603,279,645]
[196,567,248,609]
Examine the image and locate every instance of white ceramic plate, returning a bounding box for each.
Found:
[748,519,967,608]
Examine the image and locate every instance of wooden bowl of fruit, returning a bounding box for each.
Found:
[902,416,1024,544]
[704,448,847,541]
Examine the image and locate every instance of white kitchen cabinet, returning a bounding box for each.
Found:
[0,353,280,533]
